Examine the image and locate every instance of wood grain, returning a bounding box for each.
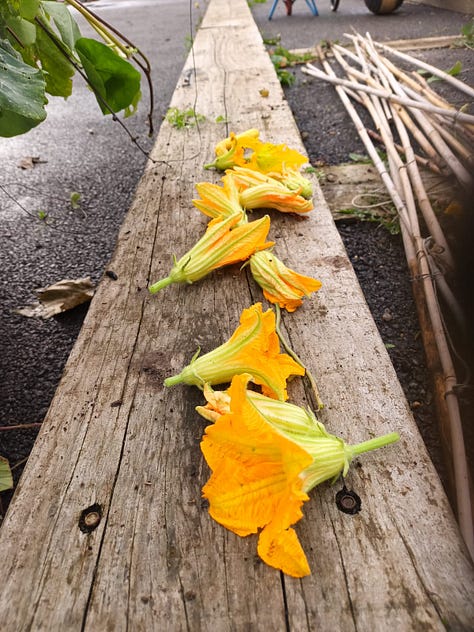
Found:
[0,0,473,630]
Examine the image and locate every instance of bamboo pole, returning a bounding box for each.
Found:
[333,43,448,171]
[373,39,474,101]
[313,40,474,559]
[302,65,474,126]
[366,129,444,175]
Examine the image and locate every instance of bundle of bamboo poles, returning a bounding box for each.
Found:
[302,33,474,559]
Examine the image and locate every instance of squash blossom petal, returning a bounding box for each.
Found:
[199,375,399,576]
[226,168,313,214]
[164,303,305,400]
[204,129,260,170]
[201,374,313,577]
[249,250,322,312]
[245,141,308,174]
[149,214,273,293]
[204,129,309,176]
[192,176,247,223]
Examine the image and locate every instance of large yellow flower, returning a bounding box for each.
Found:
[164,303,305,400]
[250,250,322,312]
[245,140,308,175]
[204,129,309,177]
[226,168,313,214]
[201,374,313,577]
[149,213,272,293]
[199,375,399,576]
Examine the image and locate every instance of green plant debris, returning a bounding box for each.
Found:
[70,191,81,209]
[348,152,371,164]
[338,205,400,235]
[417,61,462,83]
[165,107,205,129]
[38,210,48,221]
[457,18,474,49]
[276,68,295,87]
[267,45,314,87]
[215,115,229,123]
[263,35,281,46]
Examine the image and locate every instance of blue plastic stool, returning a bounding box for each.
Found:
[268,0,319,20]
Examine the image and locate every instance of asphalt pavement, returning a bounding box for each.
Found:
[0,0,472,510]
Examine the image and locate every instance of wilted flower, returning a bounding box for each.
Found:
[250,250,322,312]
[164,303,305,400]
[204,129,309,176]
[244,139,308,175]
[226,168,313,214]
[192,175,246,223]
[199,374,399,577]
[204,129,260,171]
[149,214,272,294]
[270,168,313,200]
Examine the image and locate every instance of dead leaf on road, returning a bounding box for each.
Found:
[15,277,95,319]
[17,156,48,170]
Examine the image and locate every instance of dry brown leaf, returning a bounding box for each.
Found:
[15,277,95,319]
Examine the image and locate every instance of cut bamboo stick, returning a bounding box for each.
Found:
[372,39,474,100]
[302,64,474,126]
[312,37,474,558]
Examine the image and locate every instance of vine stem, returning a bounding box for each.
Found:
[0,423,43,432]
[274,304,324,410]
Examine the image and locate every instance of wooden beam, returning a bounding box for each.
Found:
[0,0,473,629]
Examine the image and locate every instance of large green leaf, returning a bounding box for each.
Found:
[42,1,81,51]
[35,24,74,97]
[0,39,47,137]
[0,457,13,492]
[75,37,141,115]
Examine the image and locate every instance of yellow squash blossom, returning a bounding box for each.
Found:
[249,250,322,312]
[269,168,313,200]
[245,140,308,175]
[199,375,399,576]
[192,175,246,223]
[204,129,309,177]
[149,213,272,293]
[164,303,305,400]
[204,129,260,171]
[201,374,312,577]
[226,168,313,214]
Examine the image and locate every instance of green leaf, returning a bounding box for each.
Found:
[75,37,141,115]
[42,1,81,51]
[0,456,13,492]
[349,152,371,163]
[35,24,74,97]
[70,191,81,208]
[0,39,47,137]
[447,60,462,76]
[6,15,36,46]
[19,0,40,20]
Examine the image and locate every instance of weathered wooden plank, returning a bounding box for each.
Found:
[0,0,473,630]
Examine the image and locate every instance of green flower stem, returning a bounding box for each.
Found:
[149,276,174,294]
[275,304,324,410]
[65,0,132,58]
[350,432,400,457]
[164,373,184,387]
